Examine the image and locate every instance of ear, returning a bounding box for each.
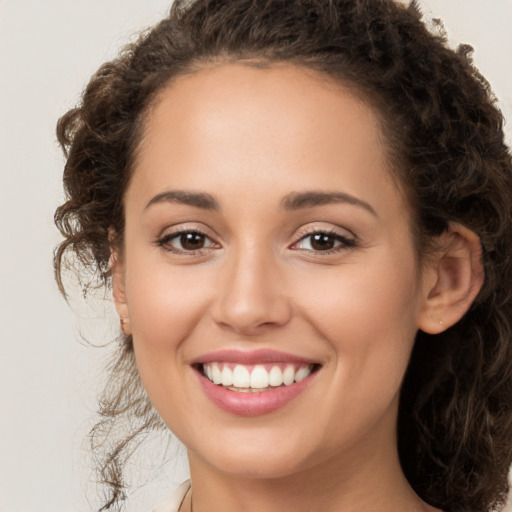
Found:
[418,222,484,334]
[110,248,132,336]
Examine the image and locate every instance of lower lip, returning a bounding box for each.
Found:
[196,370,316,416]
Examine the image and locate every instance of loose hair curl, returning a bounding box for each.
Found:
[54,1,512,510]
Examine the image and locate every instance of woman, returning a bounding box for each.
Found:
[54,0,512,511]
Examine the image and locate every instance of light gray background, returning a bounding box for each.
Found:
[1,1,511,511]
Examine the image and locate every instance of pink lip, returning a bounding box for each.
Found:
[196,372,316,416]
[192,349,320,416]
[191,349,318,365]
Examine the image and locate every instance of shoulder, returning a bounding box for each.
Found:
[152,480,191,512]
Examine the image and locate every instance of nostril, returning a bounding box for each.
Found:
[211,268,292,333]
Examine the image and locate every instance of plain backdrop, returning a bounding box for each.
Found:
[1,1,511,511]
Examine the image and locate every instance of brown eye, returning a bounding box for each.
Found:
[293,230,355,253]
[310,233,336,251]
[180,232,206,250]
[158,230,217,253]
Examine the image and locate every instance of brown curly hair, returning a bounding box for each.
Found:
[54,0,512,510]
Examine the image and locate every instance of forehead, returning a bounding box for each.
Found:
[129,63,405,216]
[140,63,383,156]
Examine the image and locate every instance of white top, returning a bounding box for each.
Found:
[153,480,191,512]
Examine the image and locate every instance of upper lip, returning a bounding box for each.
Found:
[191,349,320,366]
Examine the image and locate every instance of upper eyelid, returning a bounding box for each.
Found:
[158,229,218,245]
[158,222,218,239]
[293,224,356,241]
[291,232,356,250]
[160,231,214,242]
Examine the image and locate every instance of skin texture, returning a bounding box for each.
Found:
[112,64,482,512]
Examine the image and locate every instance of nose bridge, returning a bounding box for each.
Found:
[213,239,290,333]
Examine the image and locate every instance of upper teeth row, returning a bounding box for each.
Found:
[204,363,313,388]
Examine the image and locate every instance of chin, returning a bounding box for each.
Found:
[188,427,323,481]
[210,452,309,480]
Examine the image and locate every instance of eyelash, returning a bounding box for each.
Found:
[156,230,218,255]
[156,228,356,255]
[291,229,357,254]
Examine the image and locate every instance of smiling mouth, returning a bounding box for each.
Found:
[196,362,321,392]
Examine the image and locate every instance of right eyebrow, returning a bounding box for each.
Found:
[281,190,378,217]
[144,190,220,211]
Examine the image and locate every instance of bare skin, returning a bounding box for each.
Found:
[113,64,482,512]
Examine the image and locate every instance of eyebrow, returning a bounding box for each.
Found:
[145,190,220,211]
[144,189,376,216]
[281,191,377,216]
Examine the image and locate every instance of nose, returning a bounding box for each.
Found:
[211,245,292,336]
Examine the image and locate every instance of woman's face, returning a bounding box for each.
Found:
[115,64,432,479]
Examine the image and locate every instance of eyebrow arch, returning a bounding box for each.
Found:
[145,190,220,211]
[281,190,377,216]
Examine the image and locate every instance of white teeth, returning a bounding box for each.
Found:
[294,366,311,383]
[232,365,250,388]
[250,365,269,388]
[203,362,315,390]
[283,365,295,386]
[221,366,233,386]
[268,365,283,387]
[211,363,222,384]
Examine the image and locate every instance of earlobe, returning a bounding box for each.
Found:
[418,222,484,334]
[110,249,132,336]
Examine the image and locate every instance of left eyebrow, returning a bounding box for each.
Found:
[144,190,220,211]
[281,190,378,217]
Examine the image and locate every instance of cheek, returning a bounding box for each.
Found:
[298,257,419,343]
[125,260,213,350]
[293,247,421,397]
[287,252,421,446]
[122,257,216,425]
